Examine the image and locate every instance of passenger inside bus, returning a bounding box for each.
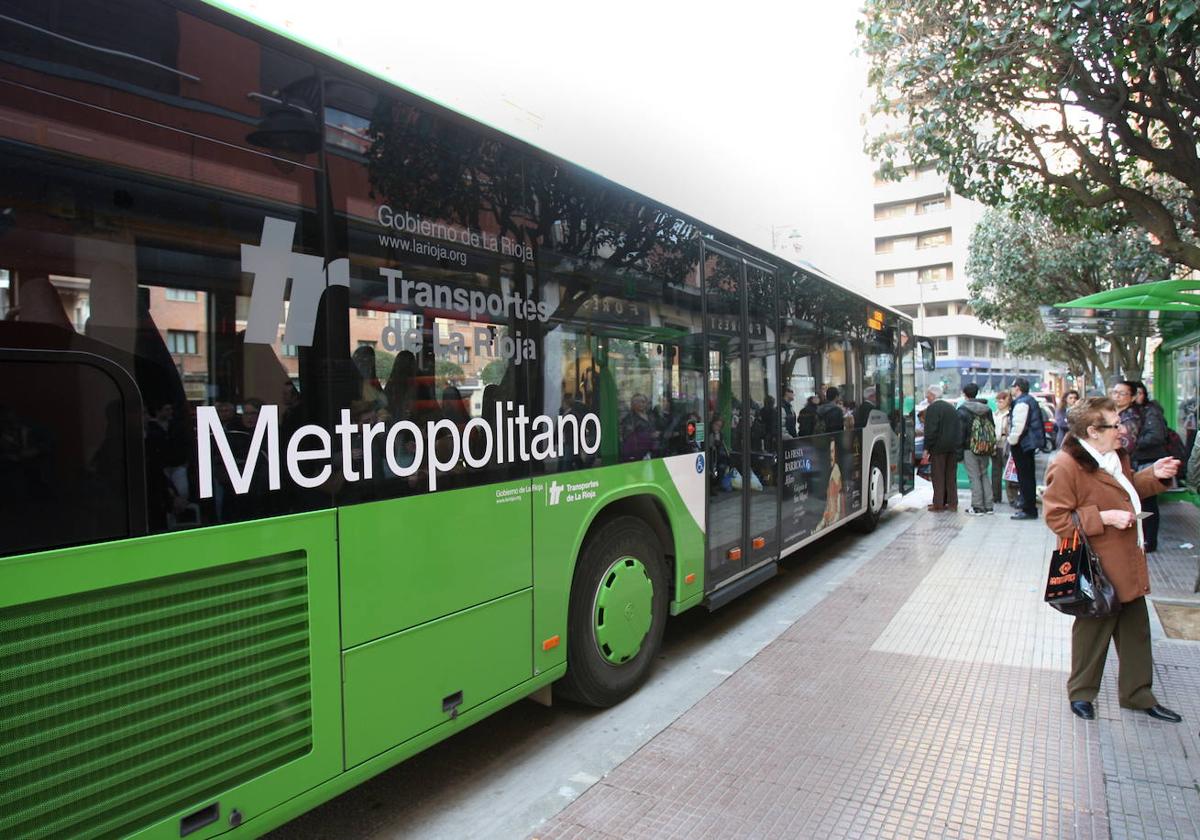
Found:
[708,414,733,493]
[620,394,658,461]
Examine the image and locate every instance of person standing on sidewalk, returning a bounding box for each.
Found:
[957,383,996,514]
[992,389,1019,507]
[1111,381,1140,450]
[1054,389,1080,448]
[1128,381,1168,553]
[1042,395,1182,723]
[1007,377,1045,520]
[923,385,960,511]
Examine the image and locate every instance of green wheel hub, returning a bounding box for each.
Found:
[592,555,655,664]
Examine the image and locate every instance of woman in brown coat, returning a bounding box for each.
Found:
[1042,396,1181,722]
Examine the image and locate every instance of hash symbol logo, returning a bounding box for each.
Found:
[548,480,564,506]
[242,217,349,347]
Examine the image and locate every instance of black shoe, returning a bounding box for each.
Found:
[1145,704,1182,722]
[1011,511,1038,520]
[1070,700,1095,720]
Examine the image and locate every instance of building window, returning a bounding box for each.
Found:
[896,304,920,317]
[875,235,919,254]
[934,337,949,357]
[957,302,974,316]
[916,195,949,214]
[917,229,951,249]
[165,288,198,301]
[166,330,197,355]
[875,272,895,288]
[924,303,949,317]
[873,201,912,221]
[356,308,376,318]
[988,340,1000,358]
[917,264,953,283]
[357,340,377,349]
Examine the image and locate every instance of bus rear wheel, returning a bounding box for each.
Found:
[853,448,888,533]
[557,516,667,708]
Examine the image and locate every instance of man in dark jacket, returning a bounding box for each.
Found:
[1007,376,1046,520]
[956,383,995,515]
[817,387,845,435]
[782,388,798,437]
[853,387,878,430]
[923,384,961,511]
[797,395,820,436]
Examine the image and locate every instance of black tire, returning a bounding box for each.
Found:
[556,516,668,708]
[853,447,888,533]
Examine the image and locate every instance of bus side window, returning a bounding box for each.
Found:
[0,354,137,557]
[533,202,704,473]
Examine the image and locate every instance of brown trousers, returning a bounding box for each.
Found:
[930,452,958,508]
[1068,596,1157,708]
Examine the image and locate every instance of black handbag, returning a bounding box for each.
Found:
[1044,512,1121,618]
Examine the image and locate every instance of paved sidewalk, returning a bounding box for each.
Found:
[531,491,1200,839]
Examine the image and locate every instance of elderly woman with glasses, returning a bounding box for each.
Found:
[1043,396,1181,723]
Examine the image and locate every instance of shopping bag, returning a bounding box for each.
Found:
[1044,513,1120,618]
[1002,454,1018,483]
[915,452,931,482]
[719,468,736,492]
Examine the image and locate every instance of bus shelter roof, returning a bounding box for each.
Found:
[1056,279,1200,311]
[1043,279,1200,338]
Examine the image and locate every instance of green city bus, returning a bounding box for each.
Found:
[0,2,926,837]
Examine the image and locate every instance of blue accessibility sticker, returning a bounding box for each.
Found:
[696,453,705,474]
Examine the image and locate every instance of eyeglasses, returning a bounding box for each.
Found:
[1092,423,1120,430]
[1110,388,1131,396]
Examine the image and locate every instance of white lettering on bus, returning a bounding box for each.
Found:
[287,425,333,489]
[197,405,280,497]
[196,403,601,498]
[376,205,534,262]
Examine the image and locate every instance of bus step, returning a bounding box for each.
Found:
[704,562,778,612]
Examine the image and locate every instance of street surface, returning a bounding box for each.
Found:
[269,492,919,839]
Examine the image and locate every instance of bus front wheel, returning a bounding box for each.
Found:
[557,516,668,707]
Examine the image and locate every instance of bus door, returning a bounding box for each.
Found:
[703,244,780,591]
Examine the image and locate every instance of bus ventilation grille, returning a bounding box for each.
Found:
[0,552,313,840]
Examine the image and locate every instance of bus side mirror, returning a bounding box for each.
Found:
[915,336,936,372]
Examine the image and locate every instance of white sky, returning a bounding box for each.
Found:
[227,0,878,290]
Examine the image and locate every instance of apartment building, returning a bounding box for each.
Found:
[871,165,1053,396]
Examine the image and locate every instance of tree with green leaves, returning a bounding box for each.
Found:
[967,208,1182,382]
[435,359,464,381]
[861,0,1200,270]
[480,358,507,386]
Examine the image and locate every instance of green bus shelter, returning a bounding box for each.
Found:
[1048,279,1200,504]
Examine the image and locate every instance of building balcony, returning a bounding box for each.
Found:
[871,171,947,204]
[919,314,1005,339]
[873,244,956,273]
[871,279,969,305]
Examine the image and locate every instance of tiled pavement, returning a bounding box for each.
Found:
[531,492,1200,839]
